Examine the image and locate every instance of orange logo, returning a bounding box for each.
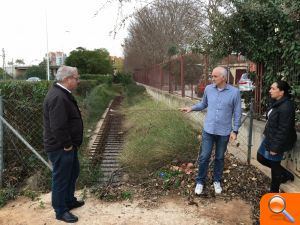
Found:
[260,193,300,224]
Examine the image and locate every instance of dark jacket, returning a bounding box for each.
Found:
[43,83,83,152]
[263,96,297,154]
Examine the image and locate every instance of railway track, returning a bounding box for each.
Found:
[89,96,124,186]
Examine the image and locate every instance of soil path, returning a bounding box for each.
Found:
[0,191,252,225]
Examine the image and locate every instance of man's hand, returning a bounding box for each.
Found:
[179,107,192,113]
[230,132,237,142]
[64,145,73,151]
[270,151,278,155]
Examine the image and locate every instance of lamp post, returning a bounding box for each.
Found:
[64,30,71,63]
[45,11,50,80]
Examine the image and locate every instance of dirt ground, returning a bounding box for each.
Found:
[0,191,252,225]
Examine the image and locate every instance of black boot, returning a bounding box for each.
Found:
[270,181,280,193]
[281,170,294,183]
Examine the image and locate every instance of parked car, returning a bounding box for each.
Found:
[194,81,206,97]
[26,77,41,82]
[238,73,255,91]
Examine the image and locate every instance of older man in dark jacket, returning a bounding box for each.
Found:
[43,66,83,223]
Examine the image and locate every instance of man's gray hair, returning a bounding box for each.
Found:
[55,66,78,81]
[215,66,228,80]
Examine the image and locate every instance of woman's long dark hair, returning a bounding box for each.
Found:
[275,80,292,98]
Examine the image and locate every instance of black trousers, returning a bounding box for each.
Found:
[47,148,80,217]
[257,152,293,192]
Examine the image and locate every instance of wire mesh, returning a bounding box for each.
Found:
[2,98,50,190]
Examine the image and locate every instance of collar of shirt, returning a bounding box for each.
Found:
[56,82,71,93]
[212,83,230,90]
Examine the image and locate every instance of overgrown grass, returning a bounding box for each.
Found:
[123,83,147,106]
[120,93,199,176]
[85,83,118,125]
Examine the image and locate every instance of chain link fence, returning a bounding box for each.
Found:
[1,97,51,190]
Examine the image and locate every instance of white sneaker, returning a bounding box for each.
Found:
[213,182,222,194]
[195,183,204,195]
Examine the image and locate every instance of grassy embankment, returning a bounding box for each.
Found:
[119,83,199,177]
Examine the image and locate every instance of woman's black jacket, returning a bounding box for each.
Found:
[263,96,297,154]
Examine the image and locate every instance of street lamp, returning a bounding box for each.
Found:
[45,11,50,81]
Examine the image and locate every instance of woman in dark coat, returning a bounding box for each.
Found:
[257,80,297,192]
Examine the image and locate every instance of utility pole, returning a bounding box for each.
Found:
[45,11,50,80]
[11,58,14,79]
[1,49,6,80]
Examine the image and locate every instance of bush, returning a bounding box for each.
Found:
[0,188,18,207]
[74,80,98,97]
[0,80,51,102]
[80,74,113,85]
[0,81,52,189]
[113,72,133,85]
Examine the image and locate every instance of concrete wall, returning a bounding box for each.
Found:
[143,84,300,179]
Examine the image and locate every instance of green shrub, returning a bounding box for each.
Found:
[74,80,98,97]
[0,188,18,207]
[0,80,51,102]
[80,74,113,84]
[0,81,51,174]
[113,72,133,85]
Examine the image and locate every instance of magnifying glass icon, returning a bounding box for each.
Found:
[268,195,295,223]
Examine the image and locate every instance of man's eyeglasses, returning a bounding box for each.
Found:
[71,76,80,81]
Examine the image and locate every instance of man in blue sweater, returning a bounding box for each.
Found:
[180,66,241,194]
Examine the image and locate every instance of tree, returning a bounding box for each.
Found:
[15,59,25,65]
[65,47,113,74]
[7,58,25,65]
[123,0,208,72]
[24,60,47,79]
[207,0,300,113]
[111,56,124,73]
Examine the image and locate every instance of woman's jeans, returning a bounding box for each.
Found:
[257,139,292,192]
[196,130,229,185]
[47,148,80,217]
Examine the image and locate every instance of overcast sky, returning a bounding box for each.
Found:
[0,0,141,65]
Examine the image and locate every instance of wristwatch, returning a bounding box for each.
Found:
[233,131,238,135]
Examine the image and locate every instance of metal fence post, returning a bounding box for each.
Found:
[0,96,3,187]
[180,55,185,97]
[247,97,254,164]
